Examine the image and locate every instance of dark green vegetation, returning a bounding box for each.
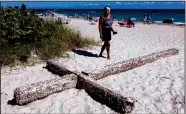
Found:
[0,4,98,66]
[163,19,173,24]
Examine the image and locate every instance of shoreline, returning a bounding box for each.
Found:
[37,11,185,27]
[35,9,185,24]
[134,21,185,27]
[68,17,185,26]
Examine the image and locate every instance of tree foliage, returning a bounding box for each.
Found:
[0,4,98,66]
[0,4,48,45]
[163,19,173,24]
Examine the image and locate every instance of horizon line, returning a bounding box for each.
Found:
[2,7,184,10]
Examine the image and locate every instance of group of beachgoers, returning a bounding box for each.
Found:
[74,12,152,28]
[73,6,153,60]
[118,15,151,27]
[118,17,135,27]
[143,15,151,24]
[74,6,136,59]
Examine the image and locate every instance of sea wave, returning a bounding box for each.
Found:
[173,22,185,25]
[131,18,136,21]
[89,11,96,13]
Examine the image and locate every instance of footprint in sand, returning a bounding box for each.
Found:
[141,86,146,91]
[84,105,93,113]
[119,84,124,91]
[113,78,116,82]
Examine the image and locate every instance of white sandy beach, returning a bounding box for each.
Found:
[1,19,184,113]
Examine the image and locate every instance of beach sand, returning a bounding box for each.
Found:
[1,19,184,113]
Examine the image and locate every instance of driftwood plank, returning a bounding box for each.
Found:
[82,48,179,80]
[14,74,77,105]
[75,72,136,114]
[46,61,72,76]
[12,48,178,110]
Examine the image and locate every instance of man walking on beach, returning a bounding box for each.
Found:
[98,6,117,60]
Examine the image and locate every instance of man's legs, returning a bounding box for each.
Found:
[99,42,106,57]
[106,41,111,59]
[99,41,110,59]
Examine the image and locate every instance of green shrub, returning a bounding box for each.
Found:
[163,19,173,24]
[0,4,98,66]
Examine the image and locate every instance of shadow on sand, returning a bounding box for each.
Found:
[72,49,98,58]
[7,98,17,105]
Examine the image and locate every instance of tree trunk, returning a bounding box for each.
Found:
[76,73,136,114]
[14,74,77,105]
[46,61,72,76]
[82,48,179,80]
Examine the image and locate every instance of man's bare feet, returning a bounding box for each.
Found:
[107,56,111,60]
[98,54,106,58]
[113,31,117,35]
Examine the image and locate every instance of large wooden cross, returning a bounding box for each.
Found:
[12,48,179,113]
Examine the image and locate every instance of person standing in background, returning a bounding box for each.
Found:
[147,15,151,25]
[87,14,90,21]
[143,15,147,24]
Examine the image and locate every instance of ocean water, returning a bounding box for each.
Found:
[36,9,185,22]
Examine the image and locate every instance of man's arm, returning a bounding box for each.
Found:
[110,14,116,33]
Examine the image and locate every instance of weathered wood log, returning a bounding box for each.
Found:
[75,72,136,114]
[14,74,77,105]
[82,48,179,80]
[46,61,72,76]
[0,59,2,77]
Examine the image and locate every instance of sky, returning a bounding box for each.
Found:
[1,1,185,9]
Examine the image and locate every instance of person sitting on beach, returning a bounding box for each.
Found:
[98,6,117,60]
[118,18,127,25]
[91,17,96,22]
[143,15,147,24]
[147,15,151,25]
[87,16,92,21]
[127,17,135,27]
[93,17,99,22]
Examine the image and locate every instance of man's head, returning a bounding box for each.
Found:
[104,6,110,15]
